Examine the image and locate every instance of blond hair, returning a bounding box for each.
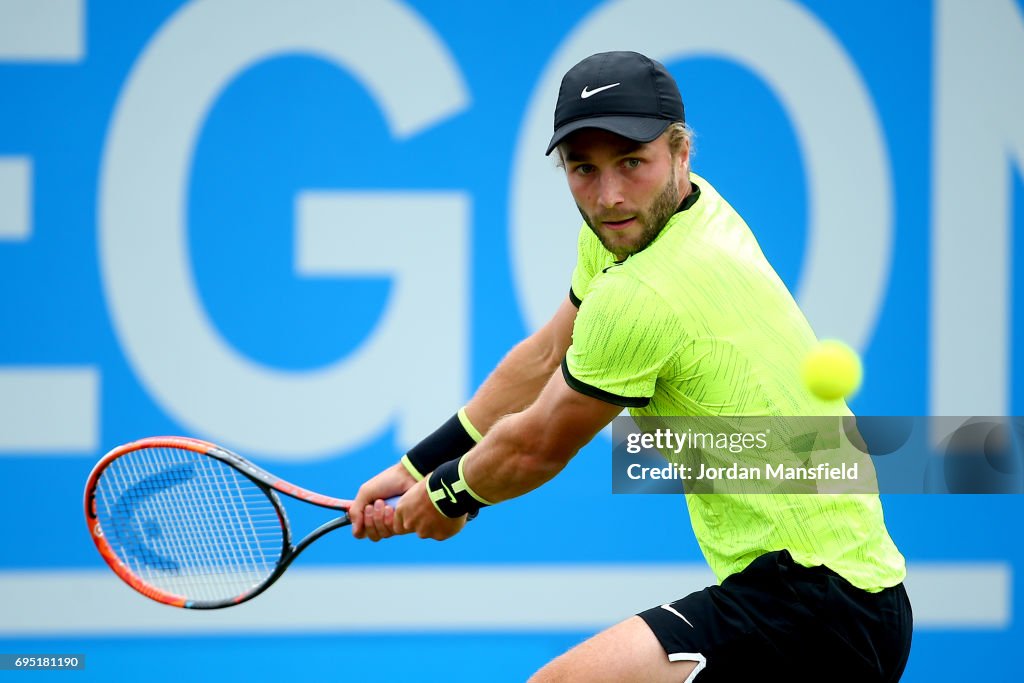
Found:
[667,121,695,157]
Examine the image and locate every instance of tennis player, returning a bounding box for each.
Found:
[350,51,912,682]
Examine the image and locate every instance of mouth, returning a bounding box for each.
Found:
[601,217,636,231]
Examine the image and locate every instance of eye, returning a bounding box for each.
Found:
[624,158,642,169]
[574,163,596,176]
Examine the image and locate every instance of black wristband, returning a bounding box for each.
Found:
[403,409,481,480]
[426,456,494,518]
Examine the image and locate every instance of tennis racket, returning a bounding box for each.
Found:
[84,436,399,609]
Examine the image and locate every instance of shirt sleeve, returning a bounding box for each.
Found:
[563,274,681,407]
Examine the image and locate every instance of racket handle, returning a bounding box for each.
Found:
[351,495,403,510]
[343,495,405,526]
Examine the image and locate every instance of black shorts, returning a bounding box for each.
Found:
[637,550,913,682]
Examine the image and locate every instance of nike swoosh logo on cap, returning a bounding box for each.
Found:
[581,82,621,98]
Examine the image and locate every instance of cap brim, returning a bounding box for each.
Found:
[545,116,673,155]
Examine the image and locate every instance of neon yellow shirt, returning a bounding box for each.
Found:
[564,173,905,591]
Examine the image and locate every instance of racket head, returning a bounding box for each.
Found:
[84,437,292,609]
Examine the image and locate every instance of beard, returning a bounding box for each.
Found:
[578,167,681,260]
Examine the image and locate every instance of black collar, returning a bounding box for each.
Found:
[675,182,701,214]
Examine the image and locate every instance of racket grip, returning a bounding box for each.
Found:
[344,495,404,525]
[354,495,403,509]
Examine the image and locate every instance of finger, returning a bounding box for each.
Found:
[392,503,406,535]
[364,504,382,542]
[368,501,393,541]
[372,499,394,539]
[351,485,374,537]
[349,500,365,538]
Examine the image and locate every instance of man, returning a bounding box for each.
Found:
[349,51,912,682]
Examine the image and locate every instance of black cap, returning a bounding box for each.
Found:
[546,51,685,155]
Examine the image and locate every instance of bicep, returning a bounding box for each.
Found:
[528,295,577,369]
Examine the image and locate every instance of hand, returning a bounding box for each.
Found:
[393,479,468,540]
[350,463,418,541]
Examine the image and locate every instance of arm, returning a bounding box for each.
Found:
[463,368,622,503]
[350,296,578,540]
[463,295,577,431]
[393,275,678,539]
[392,363,623,539]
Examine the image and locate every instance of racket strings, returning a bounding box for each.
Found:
[93,447,285,603]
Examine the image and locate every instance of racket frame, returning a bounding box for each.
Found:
[84,436,355,609]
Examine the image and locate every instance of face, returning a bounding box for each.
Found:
[561,128,689,259]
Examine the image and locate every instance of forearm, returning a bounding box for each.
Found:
[463,295,576,435]
[464,335,564,434]
[416,366,621,525]
[461,411,570,504]
[401,331,566,482]
[402,297,574,483]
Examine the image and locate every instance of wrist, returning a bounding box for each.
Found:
[426,456,495,518]
[404,407,482,478]
[455,407,484,442]
[399,454,425,482]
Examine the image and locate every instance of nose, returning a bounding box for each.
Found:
[596,172,624,209]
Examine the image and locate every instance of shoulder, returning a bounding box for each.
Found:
[571,223,617,303]
[565,269,681,406]
[575,223,615,270]
[686,174,754,241]
[574,269,679,351]
[583,264,669,314]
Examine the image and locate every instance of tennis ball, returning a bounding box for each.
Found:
[801,339,863,401]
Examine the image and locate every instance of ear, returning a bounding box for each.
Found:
[676,136,691,169]
[673,137,690,179]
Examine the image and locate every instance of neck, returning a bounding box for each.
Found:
[678,172,692,202]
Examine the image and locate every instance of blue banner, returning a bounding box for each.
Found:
[1,1,1022,679]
